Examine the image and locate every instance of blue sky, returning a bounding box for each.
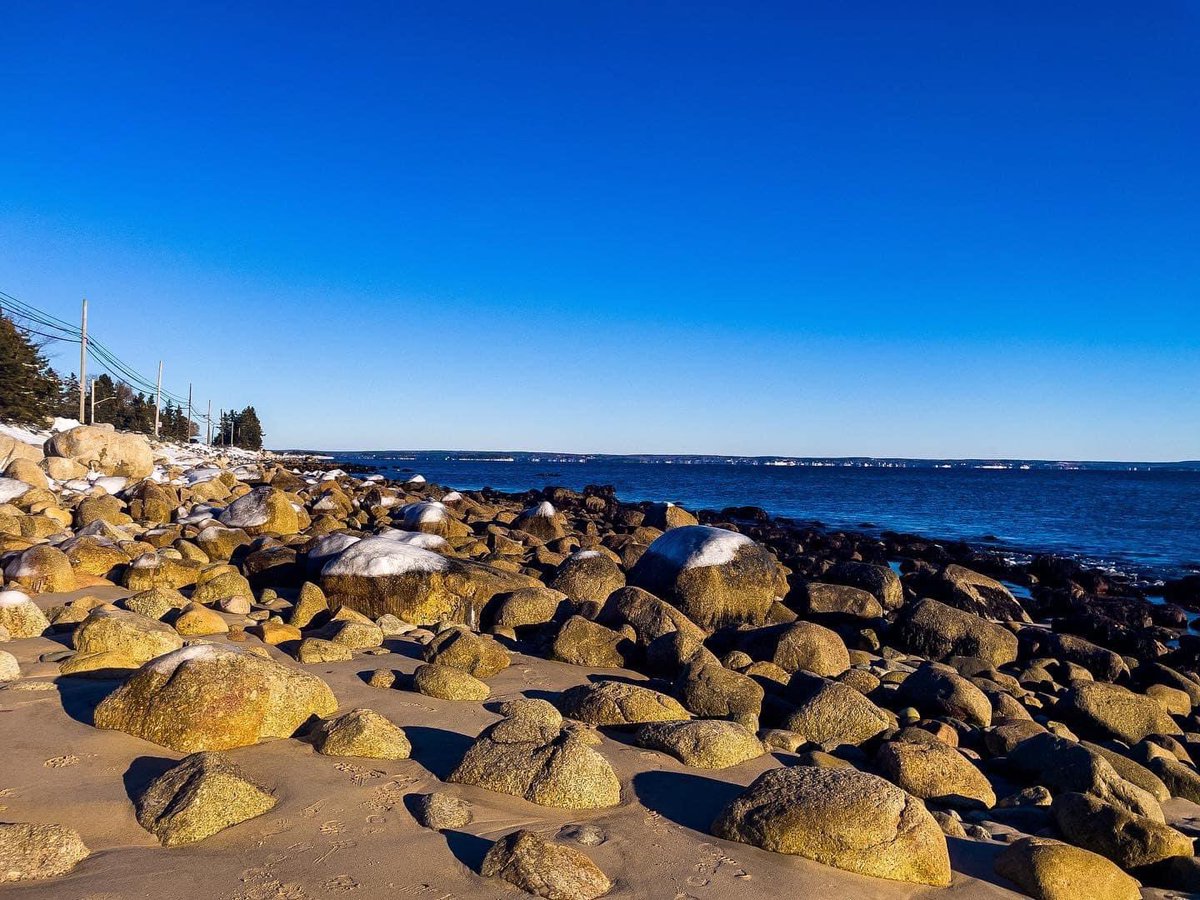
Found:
[2,1,1197,459]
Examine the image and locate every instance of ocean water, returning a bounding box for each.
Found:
[329,453,1200,579]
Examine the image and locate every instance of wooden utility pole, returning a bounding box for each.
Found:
[89,378,95,424]
[186,383,193,443]
[78,298,88,422]
[206,400,212,445]
[153,360,163,436]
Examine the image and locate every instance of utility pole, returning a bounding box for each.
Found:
[153,360,163,436]
[206,400,212,445]
[78,297,88,422]
[186,383,193,443]
[89,378,95,425]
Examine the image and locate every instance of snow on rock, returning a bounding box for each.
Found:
[378,529,448,551]
[530,501,556,517]
[145,643,224,674]
[0,478,31,503]
[441,491,463,503]
[0,589,35,608]
[398,501,448,528]
[322,535,450,578]
[645,525,754,570]
[402,474,426,485]
[570,550,603,560]
[218,491,271,529]
[91,476,128,495]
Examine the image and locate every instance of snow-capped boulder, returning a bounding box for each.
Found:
[217,487,302,536]
[0,433,44,468]
[512,501,568,541]
[3,545,75,594]
[94,644,338,752]
[320,535,538,625]
[395,501,470,538]
[628,525,789,629]
[44,424,154,478]
[0,477,31,504]
[0,590,51,638]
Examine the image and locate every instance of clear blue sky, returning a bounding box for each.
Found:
[2,1,1196,460]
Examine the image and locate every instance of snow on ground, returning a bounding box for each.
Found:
[646,524,754,570]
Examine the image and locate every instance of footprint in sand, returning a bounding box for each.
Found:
[44,754,80,768]
[322,876,359,893]
[320,820,346,835]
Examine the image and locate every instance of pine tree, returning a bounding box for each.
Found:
[56,372,81,420]
[236,406,265,450]
[0,312,61,424]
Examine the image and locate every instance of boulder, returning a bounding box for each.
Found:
[628,526,788,629]
[217,488,301,536]
[512,501,569,541]
[424,626,509,678]
[1058,681,1181,744]
[895,663,992,727]
[784,673,891,746]
[44,424,154,478]
[743,621,850,677]
[636,719,764,769]
[296,637,353,664]
[677,661,763,730]
[449,699,620,809]
[801,582,883,619]
[825,561,904,611]
[892,598,1019,667]
[481,829,611,900]
[94,644,338,752]
[994,836,1141,900]
[558,681,690,726]
[3,544,75,593]
[0,650,19,681]
[0,590,50,638]
[1043,633,1129,683]
[929,564,1029,621]
[311,708,411,759]
[1052,791,1192,869]
[135,751,276,845]
[72,608,183,665]
[0,822,89,883]
[712,766,951,886]
[548,552,625,606]
[412,663,491,701]
[415,792,472,831]
[0,434,43,469]
[551,616,635,668]
[876,739,996,809]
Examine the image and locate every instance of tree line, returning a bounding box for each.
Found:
[0,311,265,450]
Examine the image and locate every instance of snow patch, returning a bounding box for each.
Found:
[378,529,448,550]
[528,501,556,518]
[441,491,463,503]
[0,589,34,608]
[398,501,447,527]
[570,550,602,560]
[403,474,426,484]
[91,476,128,495]
[145,643,224,674]
[647,525,754,570]
[0,478,31,503]
[219,490,270,528]
[322,535,449,577]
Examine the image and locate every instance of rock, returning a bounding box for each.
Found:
[636,719,764,769]
[415,792,472,831]
[1052,791,1193,869]
[784,672,891,746]
[0,650,18,681]
[321,535,537,625]
[643,501,698,530]
[551,616,635,668]
[481,829,612,900]
[135,751,276,845]
[825,561,904,611]
[713,765,951,886]
[449,699,620,809]
[596,587,706,652]
[217,488,301,536]
[801,582,883,619]
[876,739,996,809]
[1043,633,1129,683]
[366,668,396,688]
[296,637,353,663]
[0,433,43,469]
[1058,681,1181,744]
[45,424,154,478]
[174,602,230,637]
[193,525,252,561]
[994,836,1141,900]
[548,552,625,605]
[412,663,491,701]
[1144,753,1200,803]
[677,661,763,730]
[73,608,184,665]
[488,586,569,631]
[315,618,383,649]
[929,564,1029,621]
[289,581,329,629]
[628,525,789,629]
[744,621,850,677]
[895,663,992,727]
[424,626,509,677]
[557,681,690,726]
[0,822,89,882]
[94,644,338,752]
[3,544,75,593]
[5,457,48,489]
[892,598,1019,667]
[121,586,187,620]
[0,590,50,638]
[311,708,411,759]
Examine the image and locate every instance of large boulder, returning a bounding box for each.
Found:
[72,608,184,667]
[0,823,89,883]
[712,766,951,886]
[321,534,537,625]
[1043,633,1129,683]
[596,587,706,653]
[217,488,301,536]
[636,719,765,769]
[628,526,788,629]
[891,598,1019,667]
[3,544,75,593]
[0,434,43,469]
[424,627,510,678]
[548,552,626,606]
[876,739,996,809]
[558,681,690,727]
[512,501,568,541]
[311,708,411,759]
[677,661,763,730]
[481,829,611,900]
[1052,791,1192,869]
[135,751,276,845]
[927,564,1029,622]
[551,616,635,668]
[784,673,891,746]
[824,561,903,612]
[994,836,1141,900]
[0,590,50,638]
[895,663,992,728]
[94,644,338,752]
[44,424,153,478]
[449,700,620,809]
[412,663,490,701]
[1058,682,1181,744]
[741,621,849,677]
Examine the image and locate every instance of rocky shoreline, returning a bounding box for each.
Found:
[2,423,1200,898]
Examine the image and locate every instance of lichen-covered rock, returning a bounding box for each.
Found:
[712,766,951,886]
[288,581,329,629]
[551,616,635,668]
[296,637,353,664]
[73,608,184,665]
[994,836,1141,900]
[636,719,764,769]
[677,661,763,730]
[94,644,338,752]
[45,424,154,478]
[1059,681,1181,744]
[217,488,301,536]
[800,582,883,620]
[928,564,1029,622]
[784,672,891,746]
[415,791,472,831]
[548,552,626,606]
[628,526,789,629]
[482,829,611,900]
[0,822,89,882]
[0,590,50,638]
[3,544,75,593]
[412,663,490,701]
[824,561,904,611]
[135,751,276,845]
[0,650,19,681]
[311,708,411,759]
[1052,791,1193,869]
[174,602,230,637]
[449,700,620,809]
[895,663,992,727]
[558,681,689,726]
[424,626,509,677]
[743,621,850,677]
[892,598,1019,667]
[1042,633,1129,683]
[876,739,996,809]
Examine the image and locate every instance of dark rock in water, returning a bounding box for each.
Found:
[1163,574,1200,610]
[904,564,1028,622]
[824,561,903,612]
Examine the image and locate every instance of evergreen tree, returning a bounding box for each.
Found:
[56,372,81,420]
[0,312,61,424]
[236,406,265,450]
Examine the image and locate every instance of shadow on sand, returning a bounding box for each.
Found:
[632,769,743,832]
[404,725,475,780]
[121,755,178,803]
[56,677,120,726]
[443,829,492,872]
